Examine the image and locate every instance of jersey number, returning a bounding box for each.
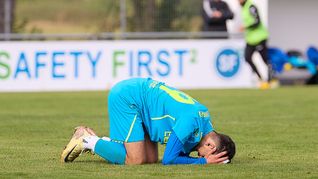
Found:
[159,85,195,104]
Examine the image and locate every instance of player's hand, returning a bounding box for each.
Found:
[212,11,222,18]
[204,147,228,164]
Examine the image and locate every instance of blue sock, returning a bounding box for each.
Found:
[94,139,126,164]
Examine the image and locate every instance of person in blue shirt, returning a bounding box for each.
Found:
[61,78,236,165]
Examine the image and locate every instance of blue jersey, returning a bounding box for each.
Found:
[108,78,214,154]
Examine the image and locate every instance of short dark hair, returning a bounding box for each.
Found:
[215,133,236,161]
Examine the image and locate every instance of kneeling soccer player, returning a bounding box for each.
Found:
[61,78,236,165]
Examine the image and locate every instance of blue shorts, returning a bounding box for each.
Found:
[107,84,145,143]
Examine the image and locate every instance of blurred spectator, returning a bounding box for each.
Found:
[239,0,272,89]
[202,0,234,38]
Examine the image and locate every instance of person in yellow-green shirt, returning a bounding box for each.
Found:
[239,0,273,89]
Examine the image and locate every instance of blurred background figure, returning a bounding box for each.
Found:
[239,0,273,89]
[202,0,234,38]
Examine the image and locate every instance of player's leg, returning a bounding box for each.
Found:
[257,40,273,82]
[83,135,127,164]
[83,111,147,165]
[90,116,146,165]
[144,133,158,163]
[124,133,158,164]
[97,85,147,164]
[245,44,262,80]
[124,141,147,164]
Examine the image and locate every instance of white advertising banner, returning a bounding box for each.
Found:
[0,40,253,92]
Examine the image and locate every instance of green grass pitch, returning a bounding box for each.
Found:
[0,87,317,178]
